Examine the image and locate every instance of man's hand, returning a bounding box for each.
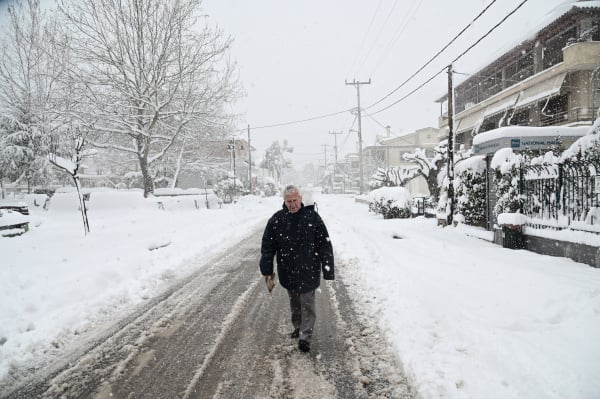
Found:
[265,274,276,293]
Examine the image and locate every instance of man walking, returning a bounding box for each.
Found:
[260,185,335,353]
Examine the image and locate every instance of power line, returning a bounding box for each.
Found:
[346,0,384,78]
[365,112,387,129]
[366,0,529,115]
[238,0,529,132]
[450,0,529,65]
[365,0,499,110]
[249,108,354,130]
[366,68,445,115]
[369,0,424,78]
[353,0,400,77]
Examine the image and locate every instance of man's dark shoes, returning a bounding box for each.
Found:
[290,328,300,339]
[298,339,310,353]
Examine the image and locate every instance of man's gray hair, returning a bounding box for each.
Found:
[283,185,301,197]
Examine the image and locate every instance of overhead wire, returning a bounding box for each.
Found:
[365,69,445,115]
[338,116,358,153]
[249,108,354,130]
[238,0,529,131]
[366,0,529,116]
[365,0,499,110]
[345,0,385,78]
[450,0,529,66]
[325,0,385,125]
[369,0,424,78]
[365,112,388,130]
[352,0,401,78]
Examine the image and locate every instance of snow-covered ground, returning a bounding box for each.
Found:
[1,189,599,399]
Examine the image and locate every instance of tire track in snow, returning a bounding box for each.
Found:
[3,227,415,399]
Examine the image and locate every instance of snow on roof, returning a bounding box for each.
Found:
[446,1,599,94]
[573,0,600,8]
[472,125,589,145]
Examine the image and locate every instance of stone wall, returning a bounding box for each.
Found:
[494,228,599,268]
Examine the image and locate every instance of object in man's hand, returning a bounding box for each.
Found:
[265,274,276,293]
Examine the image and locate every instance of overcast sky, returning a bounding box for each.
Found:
[0,0,577,168]
[202,0,575,167]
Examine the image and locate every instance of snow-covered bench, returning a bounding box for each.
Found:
[0,201,29,215]
[153,188,222,210]
[0,202,30,237]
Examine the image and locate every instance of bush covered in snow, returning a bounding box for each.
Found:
[491,148,524,216]
[454,155,487,227]
[366,186,412,219]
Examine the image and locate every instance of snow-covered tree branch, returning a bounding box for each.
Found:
[54,0,240,197]
[0,0,58,195]
[402,141,448,203]
[48,127,93,235]
[260,140,293,185]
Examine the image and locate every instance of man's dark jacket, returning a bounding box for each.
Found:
[260,203,334,293]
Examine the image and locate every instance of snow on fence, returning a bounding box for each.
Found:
[44,188,222,213]
[522,158,600,233]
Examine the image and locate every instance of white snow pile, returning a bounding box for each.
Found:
[365,186,412,208]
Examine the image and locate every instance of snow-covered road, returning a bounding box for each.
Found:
[3,228,414,399]
[3,191,597,398]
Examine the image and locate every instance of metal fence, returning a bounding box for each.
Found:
[522,158,600,230]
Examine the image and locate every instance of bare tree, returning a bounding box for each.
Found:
[48,127,92,235]
[166,122,231,188]
[56,0,239,197]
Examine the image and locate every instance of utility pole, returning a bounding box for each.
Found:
[247,125,252,195]
[321,143,330,193]
[329,130,343,193]
[228,138,236,200]
[321,144,328,166]
[345,78,371,194]
[446,65,455,226]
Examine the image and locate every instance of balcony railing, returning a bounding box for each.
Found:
[539,107,595,126]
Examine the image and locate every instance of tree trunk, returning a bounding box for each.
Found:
[171,139,186,189]
[137,136,154,198]
[427,171,440,203]
[73,175,90,235]
[140,158,154,198]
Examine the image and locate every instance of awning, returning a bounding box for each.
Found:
[483,93,520,117]
[455,107,486,133]
[514,72,567,108]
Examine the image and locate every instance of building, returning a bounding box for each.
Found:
[437,1,600,151]
[363,126,440,195]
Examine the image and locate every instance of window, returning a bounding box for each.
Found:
[457,83,479,111]
[593,19,600,41]
[517,51,534,80]
[540,94,569,126]
[543,25,576,69]
[504,61,518,86]
[509,108,530,126]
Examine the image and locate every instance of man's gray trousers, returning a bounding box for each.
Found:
[287,289,316,342]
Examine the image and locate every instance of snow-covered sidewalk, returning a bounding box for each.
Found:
[319,194,600,399]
